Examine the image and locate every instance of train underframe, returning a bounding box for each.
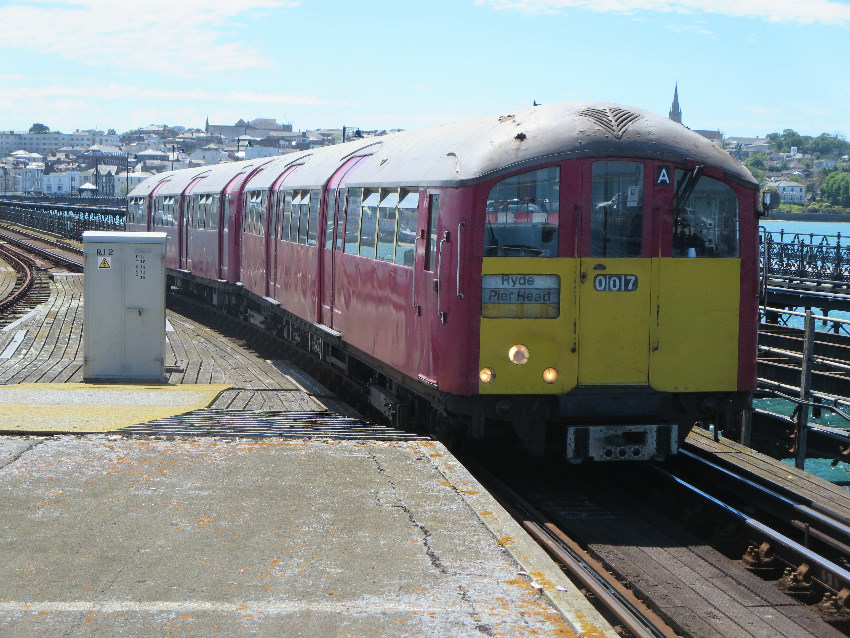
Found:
[168,269,750,462]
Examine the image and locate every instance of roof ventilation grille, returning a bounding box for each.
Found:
[578,107,640,139]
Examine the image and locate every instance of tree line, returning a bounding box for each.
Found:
[766,129,850,158]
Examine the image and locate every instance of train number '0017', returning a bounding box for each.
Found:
[593,274,638,292]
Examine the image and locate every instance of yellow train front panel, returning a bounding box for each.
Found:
[649,258,741,392]
[478,257,741,395]
[479,258,579,395]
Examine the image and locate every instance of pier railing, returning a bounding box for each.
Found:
[0,198,125,241]
[761,229,850,286]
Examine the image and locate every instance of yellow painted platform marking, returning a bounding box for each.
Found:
[0,383,230,433]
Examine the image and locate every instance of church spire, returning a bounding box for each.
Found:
[669,83,682,124]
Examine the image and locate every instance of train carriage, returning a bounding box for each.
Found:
[126,173,172,233]
[145,167,210,269]
[183,159,277,284]
[129,101,760,461]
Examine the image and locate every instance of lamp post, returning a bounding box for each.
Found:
[341,126,363,143]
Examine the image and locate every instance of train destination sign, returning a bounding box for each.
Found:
[481,274,560,318]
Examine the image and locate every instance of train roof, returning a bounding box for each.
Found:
[126,172,173,198]
[130,101,757,198]
[242,153,311,191]
[149,166,212,197]
[337,101,757,188]
[190,158,278,195]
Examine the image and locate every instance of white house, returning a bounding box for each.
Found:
[776,180,806,204]
[22,162,45,193]
[42,171,79,195]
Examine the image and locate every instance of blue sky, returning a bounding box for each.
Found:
[0,0,848,139]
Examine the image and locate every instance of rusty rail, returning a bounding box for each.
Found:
[0,242,36,315]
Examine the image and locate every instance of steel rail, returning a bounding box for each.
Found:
[0,223,84,256]
[0,243,35,314]
[0,229,83,272]
[650,459,850,592]
[468,460,677,638]
[680,448,850,541]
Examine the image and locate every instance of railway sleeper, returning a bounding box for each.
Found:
[819,589,850,626]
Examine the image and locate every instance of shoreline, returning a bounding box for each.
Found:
[765,213,850,222]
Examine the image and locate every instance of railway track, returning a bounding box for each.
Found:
[461,441,850,637]
[0,224,84,272]
[0,242,36,315]
[671,443,850,617]
[467,457,679,638]
[0,226,82,324]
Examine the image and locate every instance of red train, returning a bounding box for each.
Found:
[128,101,761,461]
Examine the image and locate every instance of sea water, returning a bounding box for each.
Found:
[758,218,850,484]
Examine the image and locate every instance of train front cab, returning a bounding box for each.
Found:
[476,157,757,461]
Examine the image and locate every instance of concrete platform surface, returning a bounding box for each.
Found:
[0,384,231,433]
[0,435,615,637]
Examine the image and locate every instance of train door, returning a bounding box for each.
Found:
[267,190,279,297]
[219,193,230,279]
[181,176,207,272]
[577,160,653,385]
[179,194,189,270]
[321,156,369,327]
[412,190,442,383]
[649,164,743,392]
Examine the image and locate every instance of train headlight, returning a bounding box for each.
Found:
[508,344,530,365]
[543,367,559,384]
[479,368,495,384]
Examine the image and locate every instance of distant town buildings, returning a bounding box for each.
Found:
[666,85,848,204]
[0,117,390,197]
[0,91,845,199]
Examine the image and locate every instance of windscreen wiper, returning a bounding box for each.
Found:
[674,165,704,210]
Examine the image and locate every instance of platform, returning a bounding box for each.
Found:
[688,426,850,522]
[0,272,616,636]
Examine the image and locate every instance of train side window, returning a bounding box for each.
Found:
[288,192,301,241]
[196,196,204,230]
[484,167,559,257]
[344,188,362,253]
[281,191,293,241]
[197,195,206,230]
[307,189,320,245]
[300,193,310,243]
[260,192,268,236]
[334,188,347,251]
[162,196,175,227]
[591,161,644,258]
[395,189,418,267]
[359,190,379,258]
[324,189,336,249]
[425,194,439,271]
[377,189,399,262]
[673,171,739,258]
[241,194,250,234]
[209,195,216,230]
